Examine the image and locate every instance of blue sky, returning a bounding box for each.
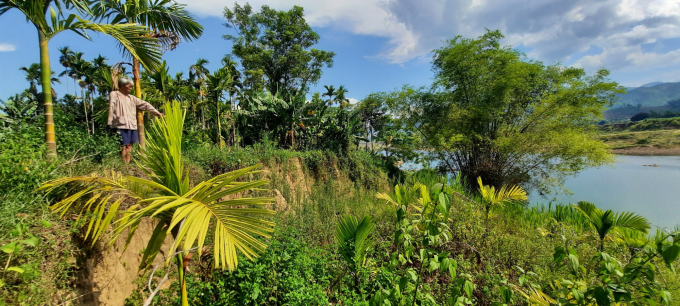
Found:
[1,0,680,101]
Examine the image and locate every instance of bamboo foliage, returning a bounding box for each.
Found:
[39,102,275,272]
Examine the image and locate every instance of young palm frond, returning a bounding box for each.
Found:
[40,102,275,272]
[376,183,425,213]
[336,214,374,270]
[477,177,527,220]
[573,201,650,251]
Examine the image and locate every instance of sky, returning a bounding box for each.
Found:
[1,0,680,102]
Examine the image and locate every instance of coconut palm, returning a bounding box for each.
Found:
[39,102,275,305]
[95,0,203,147]
[477,177,527,221]
[0,0,162,156]
[573,201,650,252]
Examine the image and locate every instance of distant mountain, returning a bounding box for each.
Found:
[639,82,666,88]
[613,82,680,108]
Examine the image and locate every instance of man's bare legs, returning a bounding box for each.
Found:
[120,144,133,163]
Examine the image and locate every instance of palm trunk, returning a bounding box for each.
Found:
[39,31,57,157]
[82,87,90,135]
[177,253,189,306]
[91,95,95,134]
[133,58,145,149]
[217,101,223,149]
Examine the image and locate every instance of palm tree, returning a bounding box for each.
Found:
[322,85,336,106]
[0,0,162,156]
[39,102,275,305]
[334,85,350,109]
[58,46,75,94]
[573,201,650,252]
[477,177,527,222]
[96,0,203,148]
[20,64,60,94]
[206,67,234,148]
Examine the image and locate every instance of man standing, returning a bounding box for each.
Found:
[107,76,164,163]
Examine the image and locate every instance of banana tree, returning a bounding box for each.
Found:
[95,0,203,148]
[0,0,162,156]
[573,201,650,252]
[39,102,275,305]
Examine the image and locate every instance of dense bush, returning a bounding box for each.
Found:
[183,227,332,305]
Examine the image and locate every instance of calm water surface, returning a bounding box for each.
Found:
[530,155,680,230]
[401,155,680,229]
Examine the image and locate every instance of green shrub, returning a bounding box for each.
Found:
[0,123,55,195]
[183,227,331,305]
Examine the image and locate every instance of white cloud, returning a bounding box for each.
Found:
[347,98,359,105]
[0,43,16,52]
[180,0,680,76]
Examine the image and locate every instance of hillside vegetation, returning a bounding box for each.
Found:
[599,118,680,154]
[2,2,679,305]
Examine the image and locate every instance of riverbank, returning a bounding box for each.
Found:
[612,146,680,155]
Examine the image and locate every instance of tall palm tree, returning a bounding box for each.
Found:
[573,201,650,252]
[58,46,75,95]
[96,0,203,148]
[20,64,60,94]
[0,0,162,156]
[221,55,241,144]
[334,85,350,109]
[39,102,275,305]
[189,58,209,127]
[322,84,336,106]
[206,67,234,148]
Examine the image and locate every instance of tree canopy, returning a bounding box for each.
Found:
[223,3,335,97]
[391,30,623,193]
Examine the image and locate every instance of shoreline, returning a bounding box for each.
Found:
[612,146,680,156]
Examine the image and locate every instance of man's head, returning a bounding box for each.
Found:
[118,76,134,95]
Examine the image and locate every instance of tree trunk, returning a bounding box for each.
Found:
[217,101,222,149]
[133,58,145,148]
[39,31,57,157]
[82,87,90,135]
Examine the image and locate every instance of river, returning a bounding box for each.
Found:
[401,155,680,229]
[531,155,680,230]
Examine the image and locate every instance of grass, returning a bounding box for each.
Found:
[598,129,680,149]
[2,144,680,305]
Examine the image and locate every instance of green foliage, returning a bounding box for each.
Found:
[336,215,375,291]
[183,227,331,305]
[223,3,335,96]
[389,30,621,193]
[574,201,650,251]
[0,121,56,194]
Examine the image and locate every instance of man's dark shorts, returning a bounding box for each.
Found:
[118,129,139,146]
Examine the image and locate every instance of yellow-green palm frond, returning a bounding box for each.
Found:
[376,182,424,213]
[37,169,150,244]
[114,164,275,271]
[477,177,527,207]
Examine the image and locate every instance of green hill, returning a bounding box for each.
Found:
[613,82,680,108]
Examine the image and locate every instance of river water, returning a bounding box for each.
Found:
[401,155,680,229]
[530,155,680,230]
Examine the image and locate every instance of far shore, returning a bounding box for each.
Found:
[612,146,680,156]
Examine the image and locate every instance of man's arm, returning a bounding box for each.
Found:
[107,92,116,125]
[133,96,163,116]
